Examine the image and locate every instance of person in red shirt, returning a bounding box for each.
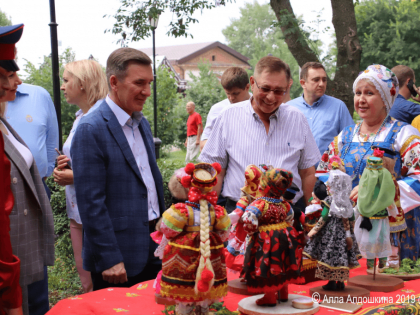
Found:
[184,101,202,162]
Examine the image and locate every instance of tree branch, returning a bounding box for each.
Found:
[331,0,362,82]
[270,0,320,68]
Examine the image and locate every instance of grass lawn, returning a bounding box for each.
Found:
[164,149,186,163]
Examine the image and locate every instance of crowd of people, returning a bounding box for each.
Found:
[2,20,420,315]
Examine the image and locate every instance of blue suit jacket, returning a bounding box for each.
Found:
[71,101,165,276]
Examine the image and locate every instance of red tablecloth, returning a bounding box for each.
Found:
[47,259,420,315]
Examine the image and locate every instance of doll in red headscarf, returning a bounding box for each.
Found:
[159,162,231,315]
[241,167,304,306]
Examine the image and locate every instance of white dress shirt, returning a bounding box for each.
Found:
[106,96,160,220]
[200,98,321,203]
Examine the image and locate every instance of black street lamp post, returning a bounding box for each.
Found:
[149,12,161,158]
[49,0,62,149]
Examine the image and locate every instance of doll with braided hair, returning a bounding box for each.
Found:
[159,163,231,315]
[241,167,304,307]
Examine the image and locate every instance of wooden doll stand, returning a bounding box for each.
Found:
[238,294,319,315]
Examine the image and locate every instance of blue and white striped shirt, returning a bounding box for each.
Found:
[199,99,321,203]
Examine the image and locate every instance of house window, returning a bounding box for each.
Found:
[212,55,215,61]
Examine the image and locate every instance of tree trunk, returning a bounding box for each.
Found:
[270,0,361,115]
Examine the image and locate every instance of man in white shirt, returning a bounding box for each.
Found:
[200,57,320,214]
[200,67,250,150]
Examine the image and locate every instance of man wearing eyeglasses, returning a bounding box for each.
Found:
[200,56,320,214]
[288,62,353,155]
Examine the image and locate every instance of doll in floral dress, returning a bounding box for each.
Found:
[225,164,263,273]
[241,167,304,306]
[159,162,231,315]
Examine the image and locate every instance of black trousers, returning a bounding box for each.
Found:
[91,226,162,291]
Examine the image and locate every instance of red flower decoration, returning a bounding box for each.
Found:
[321,153,329,162]
[390,87,396,96]
[184,163,195,175]
[212,162,221,174]
[373,148,384,158]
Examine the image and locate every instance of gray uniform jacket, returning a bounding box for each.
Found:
[1,118,54,287]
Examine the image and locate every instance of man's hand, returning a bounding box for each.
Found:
[412,84,420,102]
[102,262,128,284]
[195,139,200,146]
[53,168,74,186]
[184,139,188,148]
[350,185,359,202]
[56,154,70,169]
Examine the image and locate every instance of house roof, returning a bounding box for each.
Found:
[140,41,249,65]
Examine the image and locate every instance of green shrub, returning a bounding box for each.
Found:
[46,177,83,306]
[157,159,186,208]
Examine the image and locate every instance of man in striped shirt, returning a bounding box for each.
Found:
[199,56,321,214]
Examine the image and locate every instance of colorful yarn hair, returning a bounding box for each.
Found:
[186,162,221,293]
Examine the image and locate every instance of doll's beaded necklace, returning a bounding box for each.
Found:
[185,201,200,210]
[255,196,283,204]
[341,114,389,180]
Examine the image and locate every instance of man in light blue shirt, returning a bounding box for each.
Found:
[288,62,353,154]
[7,83,58,180]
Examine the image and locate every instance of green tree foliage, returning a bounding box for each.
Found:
[108,0,232,44]
[142,67,184,147]
[0,9,12,26]
[222,1,301,98]
[22,48,78,140]
[182,62,226,141]
[356,0,420,79]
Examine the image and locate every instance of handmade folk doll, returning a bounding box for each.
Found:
[304,161,361,291]
[303,180,327,234]
[355,156,396,272]
[225,165,263,273]
[371,146,406,270]
[241,168,304,306]
[159,163,231,315]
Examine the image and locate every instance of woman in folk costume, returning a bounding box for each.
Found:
[354,156,397,271]
[241,168,304,307]
[304,158,361,291]
[316,64,420,261]
[159,162,231,315]
[225,164,263,273]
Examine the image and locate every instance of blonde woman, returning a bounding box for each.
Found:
[53,59,107,293]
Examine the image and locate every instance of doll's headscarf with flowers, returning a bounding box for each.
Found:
[258,166,293,198]
[353,64,399,112]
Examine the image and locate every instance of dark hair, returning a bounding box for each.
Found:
[391,65,415,89]
[283,182,300,201]
[300,62,326,80]
[106,47,152,89]
[254,56,291,81]
[313,180,328,201]
[221,67,249,90]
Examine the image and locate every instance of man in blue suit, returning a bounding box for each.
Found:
[72,47,165,290]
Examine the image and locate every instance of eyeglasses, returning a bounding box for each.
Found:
[254,79,287,96]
